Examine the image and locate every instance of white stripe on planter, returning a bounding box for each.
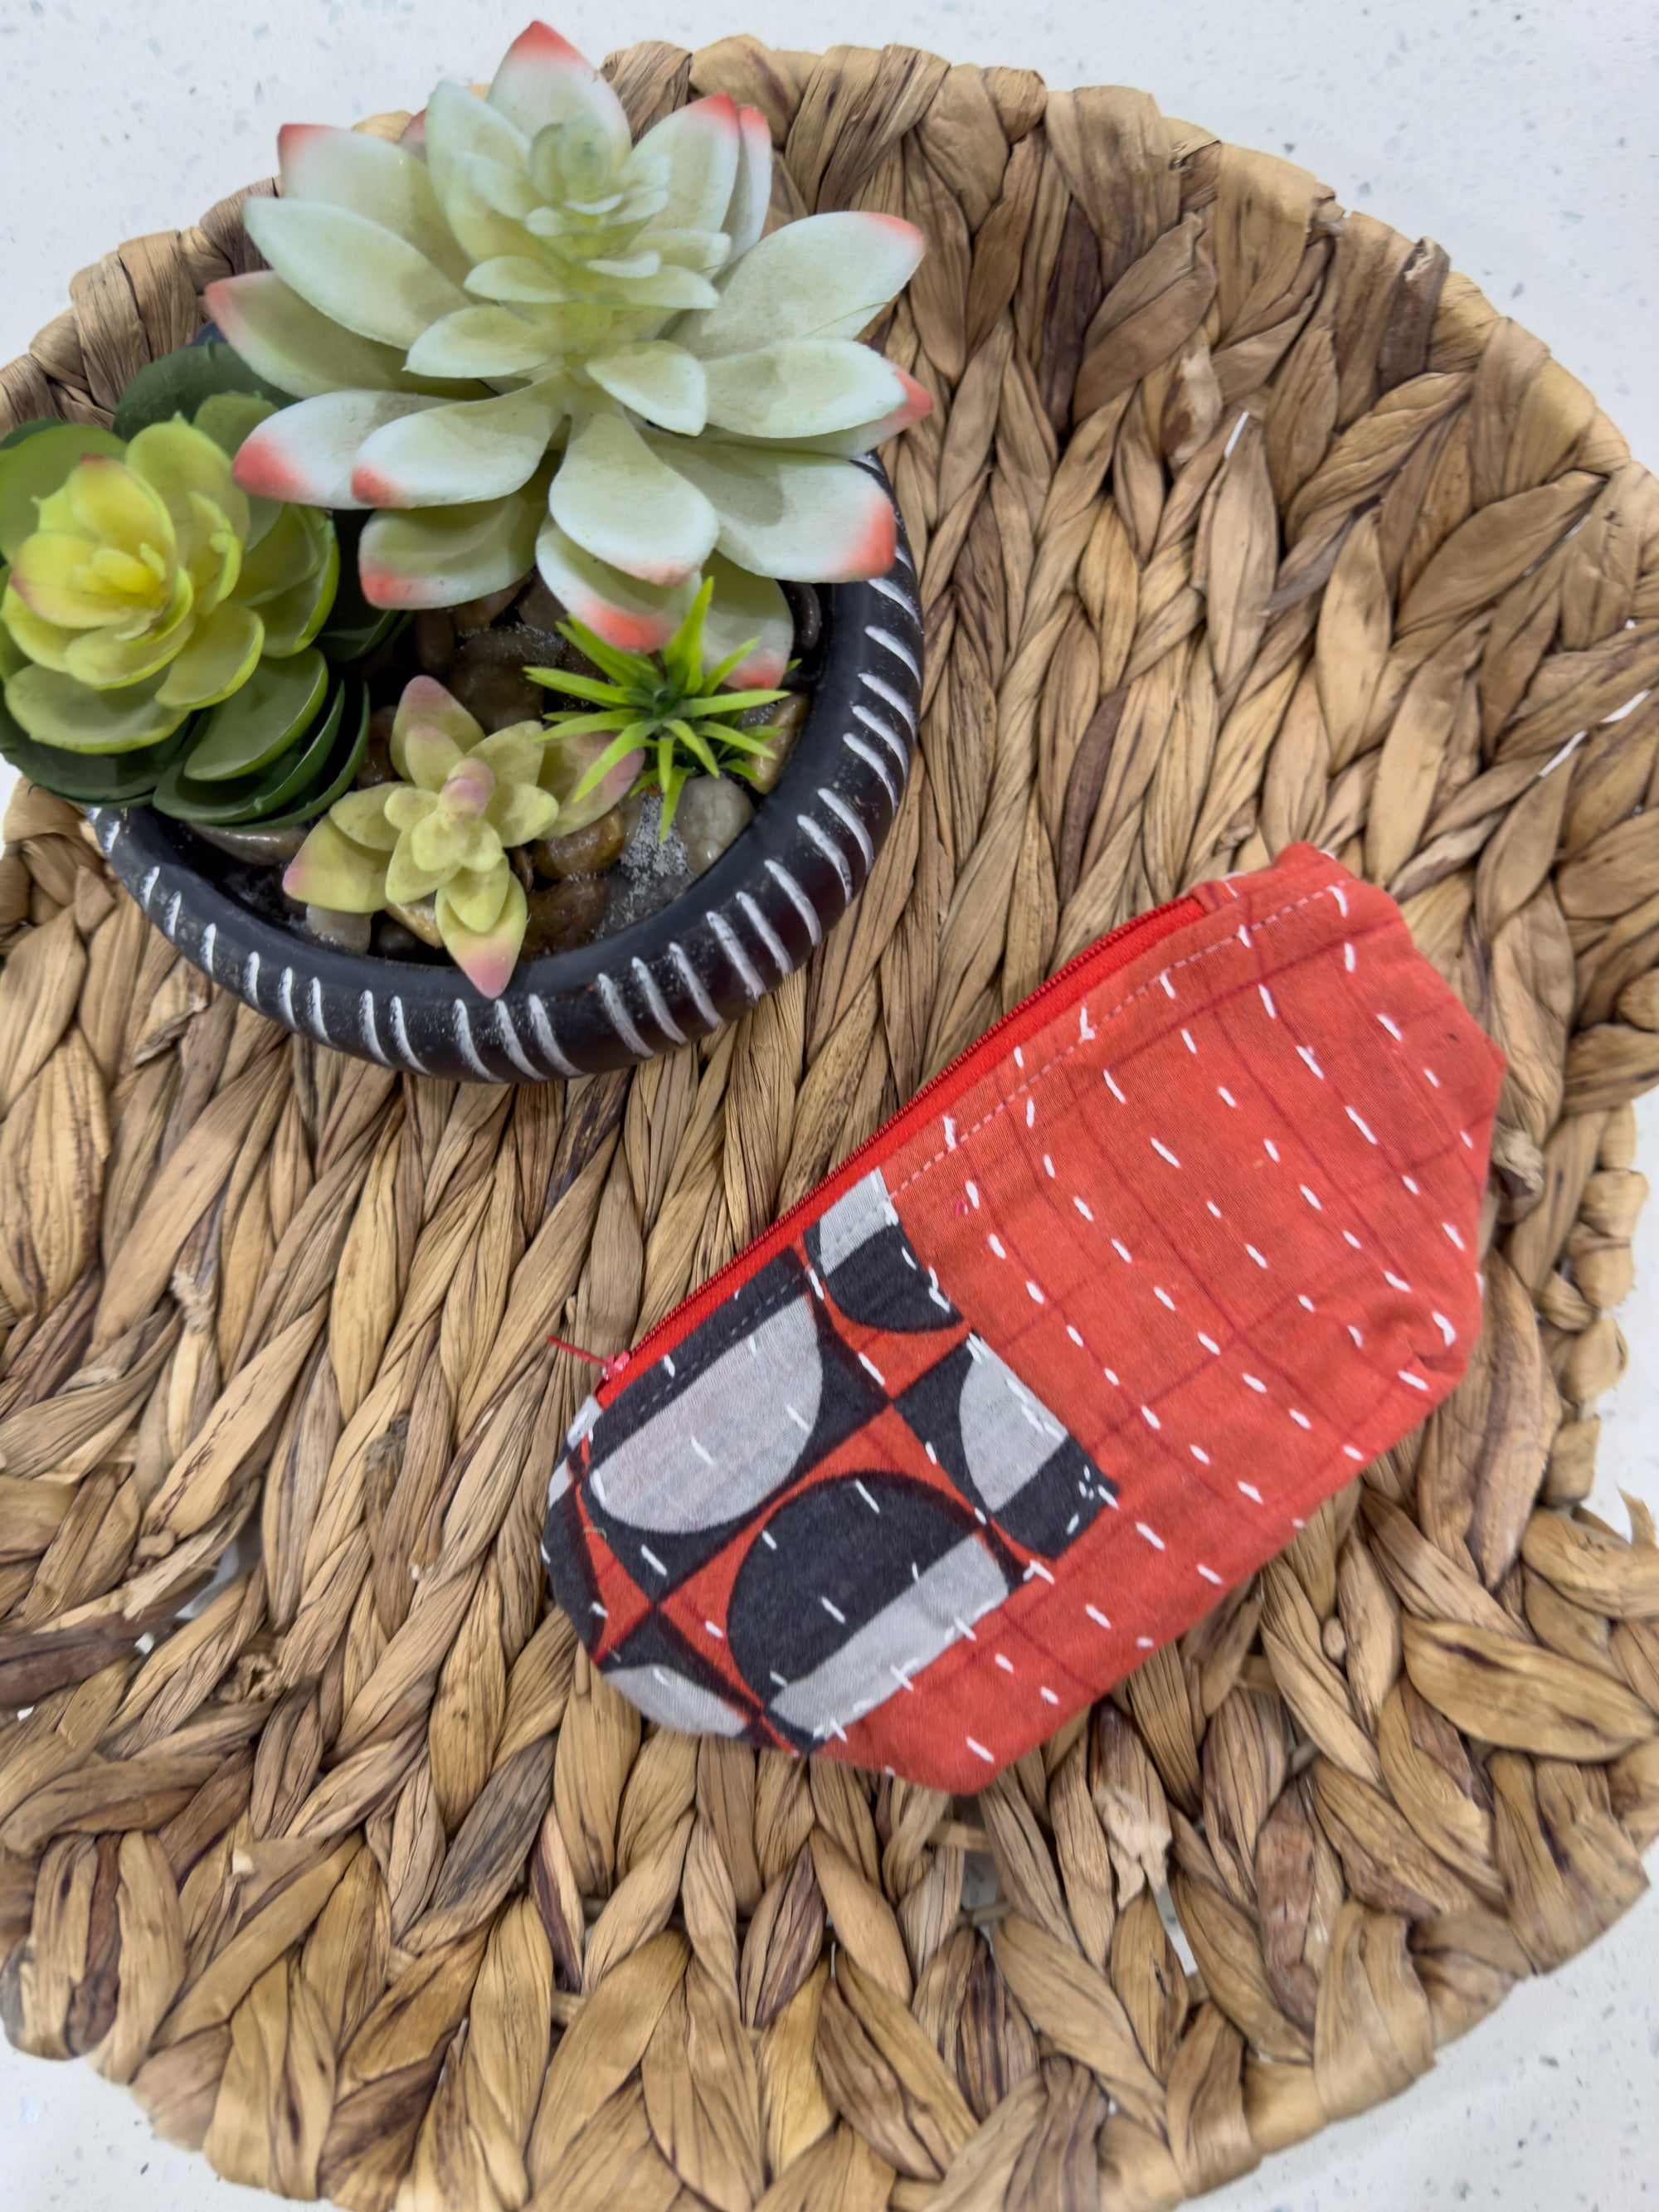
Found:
[819,787,875,869]
[452,1000,496,1082]
[139,866,159,908]
[200,923,216,977]
[358,989,390,1066]
[668,940,721,1031]
[737,891,791,980]
[492,1000,540,1079]
[842,731,898,805]
[163,891,182,938]
[869,573,921,618]
[278,965,297,1027]
[865,625,921,681]
[525,993,579,1077]
[707,910,764,1000]
[388,994,429,1073]
[243,950,260,1003]
[308,976,328,1041]
[596,972,651,1058]
[860,670,916,732]
[799,813,854,898]
[763,859,822,947]
[631,957,686,1048]
[893,539,915,573]
[854,702,910,779]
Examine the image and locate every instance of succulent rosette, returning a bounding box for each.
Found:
[210,21,928,686]
[284,674,557,994]
[0,416,337,751]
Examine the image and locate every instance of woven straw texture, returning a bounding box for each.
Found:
[2,36,1659,2212]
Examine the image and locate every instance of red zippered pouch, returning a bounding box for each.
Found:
[542,843,1502,1790]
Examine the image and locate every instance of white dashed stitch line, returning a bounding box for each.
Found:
[1207,1199,1223,1218]
[1080,1005,1095,1040]
[704,1621,723,1640]
[1074,1195,1094,1221]
[1136,1522,1165,1549]
[988,1234,1005,1258]
[1423,1066,1440,1087]
[995,1652,1014,1672]
[1025,1558,1055,1583]
[1219,1085,1238,1106]
[1301,1184,1322,1208]
[1154,1286,1176,1310]
[1328,883,1348,918]
[1246,1243,1269,1268]
[786,1404,812,1433]
[1027,1280,1045,1303]
[641,1544,667,1577]
[1343,1445,1365,1462]
[1238,922,1253,947]
[1040,1685,1060,1705]
[1025,1098,1036,1127]
[1141,1405,1160,1429]
[1399,1370,1429,1392]
[1259,984,1277,1018]
[1238,1481,1263,1503]
[1433,1311,1457,1345]
[1460,1130,1474,1149]
[1290,1408,1311,1429]
[1403,1174,1420,1194]
[1086,1604,1112,1628]
[1112,1238,1132,1263]
[1348,1324,1365,1348]
[1198,1333,1220,1354]
[1014,1046,1024,1069]
[1345,943,1356,971]
[1152,1138,1182,1166]
[761,1529,777,1550]
[1044,1154,1055,1177]
[1264,1137,1281,1161]
[1342,1230,1363,1250]
[820,1595,847,1624]
[1067,1325,1085,1346]
[691,1437,715,1466]
[966,1737,995,1764]
[808,1266,825,1298]
[965,1179,980,1208]
[1182,1027,1197,1052]
[1159,970,1176,999]
[1378,1013,1402,1040]
[893,883,1361,1198]
[859,1352,887,1386]
[1136,1635,1155,1648]
[1346,1106,1378,1144]
[854,1480,881,1514]
[1297,1045,1325,1078]
[1191,1443,1211,1465]
[1243,1373,1267,1393]
[1443,1221,1467,1251]
[924,1442,938,1464]
[1104,1367,1120,1387]
[1384,1270,1412,1292]
[1198,1564,1224,1586]
[1298,1295,1316,1312]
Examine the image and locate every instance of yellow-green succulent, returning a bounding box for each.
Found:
[284,673,559,994]
[0,413,338,752]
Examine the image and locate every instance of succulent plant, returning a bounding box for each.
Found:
[211,22,928,682]
[0,412,338,755]
[284,674,559,994]
[530,577,790,839]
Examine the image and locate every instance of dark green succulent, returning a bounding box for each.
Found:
[525,580,791,839]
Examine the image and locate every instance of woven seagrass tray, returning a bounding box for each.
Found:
[2,35,1658,2211]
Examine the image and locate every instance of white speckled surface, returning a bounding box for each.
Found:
[1,4,1655,2205]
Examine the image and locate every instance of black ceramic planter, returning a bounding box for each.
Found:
[92,509,922,1082]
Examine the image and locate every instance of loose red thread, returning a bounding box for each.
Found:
[547,1331,631,1385]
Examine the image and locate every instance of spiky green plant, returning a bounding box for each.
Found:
[528,577,791,838]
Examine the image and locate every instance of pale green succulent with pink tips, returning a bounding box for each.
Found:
[284,674,557,994]
[209,21,928,685]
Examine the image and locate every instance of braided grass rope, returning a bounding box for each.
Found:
[2,36,1658,2210]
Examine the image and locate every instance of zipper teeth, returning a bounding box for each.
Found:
[600,890,1204,1399]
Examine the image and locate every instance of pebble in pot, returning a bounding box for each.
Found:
[676,776,755,876]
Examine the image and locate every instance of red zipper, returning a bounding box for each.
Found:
[597,887,1207,1403]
